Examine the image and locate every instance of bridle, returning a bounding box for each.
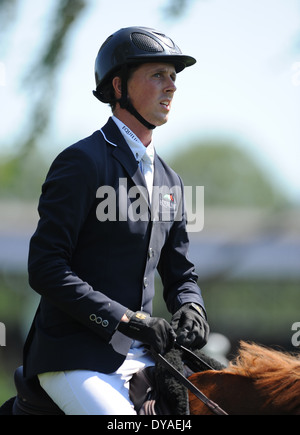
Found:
[152,344,228,416]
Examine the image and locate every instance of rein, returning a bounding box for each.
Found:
[176,343,216,371]
[152,346,228,416]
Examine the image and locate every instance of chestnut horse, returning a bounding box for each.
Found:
[188,341,300,415]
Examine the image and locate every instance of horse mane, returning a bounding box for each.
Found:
[225,341,300,412]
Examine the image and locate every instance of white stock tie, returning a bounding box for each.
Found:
[141,147,154,203]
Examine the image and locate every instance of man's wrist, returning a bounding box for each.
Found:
[120,309,134,323]
[120,314,130,323]
[189,303,207,320]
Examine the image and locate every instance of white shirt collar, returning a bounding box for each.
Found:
[112,115,154,163]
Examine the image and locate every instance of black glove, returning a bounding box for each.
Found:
[118,310,176,355]
[171,303,209,350]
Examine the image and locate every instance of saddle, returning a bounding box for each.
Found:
[13,366,64,415]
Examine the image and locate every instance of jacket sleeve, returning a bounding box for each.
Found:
[28,146,127,341]
[157,177,206,316]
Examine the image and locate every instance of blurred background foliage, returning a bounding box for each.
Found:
[0,0,299,405]
[169,139,289,208]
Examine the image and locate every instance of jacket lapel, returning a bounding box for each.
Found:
[101,118,178,224]
[101,118,149,205]
[153,153,166,189]
[152,154,168,222]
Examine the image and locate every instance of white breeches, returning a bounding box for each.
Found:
[38,341,154,415]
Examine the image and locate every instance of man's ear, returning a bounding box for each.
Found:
[112,76,122,99]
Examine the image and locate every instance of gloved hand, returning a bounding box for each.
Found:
[118,310,176,354]
[171,303,209,350]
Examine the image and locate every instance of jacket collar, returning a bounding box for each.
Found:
[100,117,167,207]
[101,117,149,204]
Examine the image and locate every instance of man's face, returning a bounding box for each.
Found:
[127,62,177,127]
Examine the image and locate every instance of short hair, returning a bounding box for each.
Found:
[98,64,140,112]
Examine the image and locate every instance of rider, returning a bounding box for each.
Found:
[23,26,209,415]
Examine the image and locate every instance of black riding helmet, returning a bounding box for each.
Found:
[93,27,196,129]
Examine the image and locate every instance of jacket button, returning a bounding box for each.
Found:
[148,248,154,258]
[143,277,148,288]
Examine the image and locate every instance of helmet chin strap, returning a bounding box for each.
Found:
[122,100,156,130]
[118,65,156,131]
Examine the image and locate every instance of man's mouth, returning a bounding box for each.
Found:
[160,100,171,110]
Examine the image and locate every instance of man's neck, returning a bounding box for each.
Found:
[113,107,153,147]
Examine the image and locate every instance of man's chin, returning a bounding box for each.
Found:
[154,115,169,127]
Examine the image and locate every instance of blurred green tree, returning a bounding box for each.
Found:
[0,0,296,204]
[169,139,289,208]
[0,0,196,198]
[0,0,88,198]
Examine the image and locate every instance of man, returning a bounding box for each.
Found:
[23,27,209,415]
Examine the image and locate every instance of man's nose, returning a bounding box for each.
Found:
[165,79,177,93]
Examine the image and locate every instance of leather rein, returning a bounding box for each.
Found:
[152,345,228,416]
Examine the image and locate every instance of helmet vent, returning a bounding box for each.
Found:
[131,33,164,53]
[153,32,176,49]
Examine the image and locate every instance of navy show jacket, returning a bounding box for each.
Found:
[23,117,205,378]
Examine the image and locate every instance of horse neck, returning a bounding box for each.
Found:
[188,371,290,415]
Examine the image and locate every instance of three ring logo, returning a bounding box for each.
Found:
[0,322,6,346]
[89,314,109,328]
[291,322,300,347]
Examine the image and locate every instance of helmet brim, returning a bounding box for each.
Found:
[126,54,196,73]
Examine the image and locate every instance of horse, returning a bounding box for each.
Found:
[1,341,300,415]
[188,341,300,415]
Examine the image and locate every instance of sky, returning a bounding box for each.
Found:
[1,0,300,203]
